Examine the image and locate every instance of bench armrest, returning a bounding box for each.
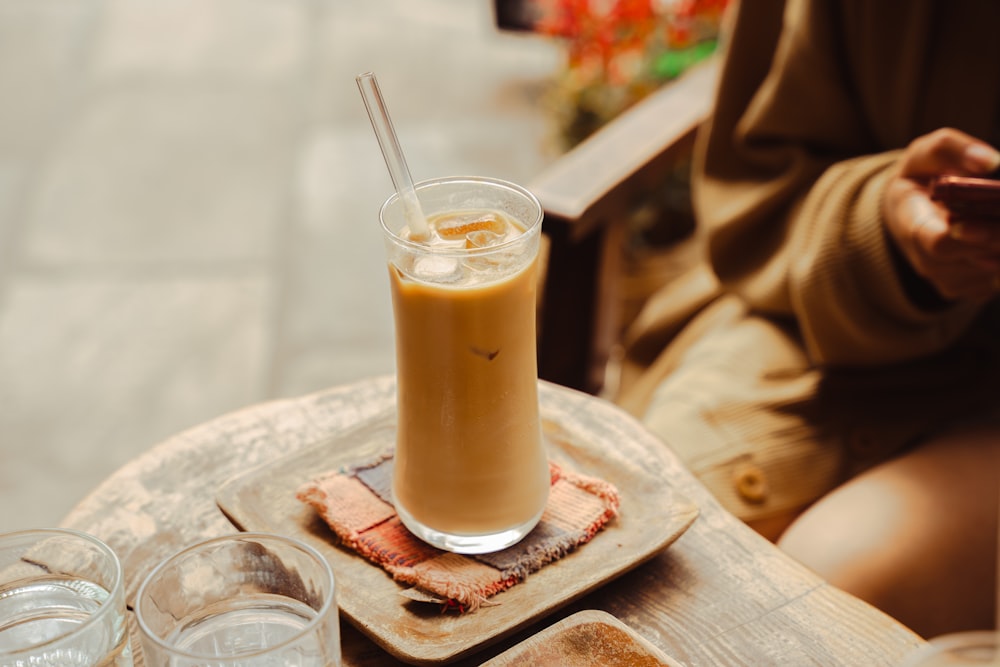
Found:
[532,58,719,391]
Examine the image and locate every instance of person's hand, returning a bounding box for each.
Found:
[882,128,1000,301]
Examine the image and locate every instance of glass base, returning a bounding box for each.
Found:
[900,631,998,666]
[394,501,544,554]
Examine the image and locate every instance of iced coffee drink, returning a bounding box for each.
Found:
[379,176,549,554]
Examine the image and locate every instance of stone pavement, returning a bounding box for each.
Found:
[0,0,560,531]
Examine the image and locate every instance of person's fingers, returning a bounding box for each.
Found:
[883,128,1000,301]
[948,220,1000,255]
[897,128,1000,178]
[890,190,1000,300]
[963,143,1000,173]
[902,190,950,257]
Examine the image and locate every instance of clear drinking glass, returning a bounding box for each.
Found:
[135,533,340,667]
[379,175,550,554]
[899,631,998,666]
[0,528,132,667]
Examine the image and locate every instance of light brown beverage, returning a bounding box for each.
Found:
[380,177,549,553]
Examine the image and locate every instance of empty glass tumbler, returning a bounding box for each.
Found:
[0,528,132,667]
[135,533,340,667]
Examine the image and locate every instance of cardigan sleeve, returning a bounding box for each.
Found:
[692,0,982,367]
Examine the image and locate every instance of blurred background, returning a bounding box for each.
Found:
[0,0,726,532]
[0,0,561,531]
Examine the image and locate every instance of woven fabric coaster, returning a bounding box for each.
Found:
[297,454,620,612]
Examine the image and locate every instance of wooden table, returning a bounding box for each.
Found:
[61,376,927,665]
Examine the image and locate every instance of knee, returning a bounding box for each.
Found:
[776,474,996,637]
[777,480,907,592]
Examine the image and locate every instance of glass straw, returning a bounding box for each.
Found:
[356,72,430,240]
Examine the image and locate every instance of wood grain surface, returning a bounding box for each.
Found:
[216,410,699,664]
[482,609,685,666]
[62,376,928,666]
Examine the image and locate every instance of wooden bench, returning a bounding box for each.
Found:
[533,58,719,393]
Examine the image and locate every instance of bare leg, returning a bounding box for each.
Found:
[777,420,1000,638]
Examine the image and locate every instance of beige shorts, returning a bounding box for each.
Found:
[627,295,1000,523]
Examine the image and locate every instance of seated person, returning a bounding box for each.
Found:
[616,0,1000,638]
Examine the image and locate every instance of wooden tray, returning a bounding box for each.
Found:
[216,409,698,665]
[481,609,686,666]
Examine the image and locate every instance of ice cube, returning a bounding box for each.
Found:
[465,246,521,273]
[434,212,507,240]
[410,255,462,282]
[465,230,504,249]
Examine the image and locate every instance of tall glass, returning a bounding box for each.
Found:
[379,176,550,554]
[135,533,340,667]
[0,528,132,667]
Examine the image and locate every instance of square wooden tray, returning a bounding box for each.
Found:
[216,409,698,665]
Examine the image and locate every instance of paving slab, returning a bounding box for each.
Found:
[21,86,296,265]
[91,0,308,82]
[0,274,272,531]
[0,0,98,156]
